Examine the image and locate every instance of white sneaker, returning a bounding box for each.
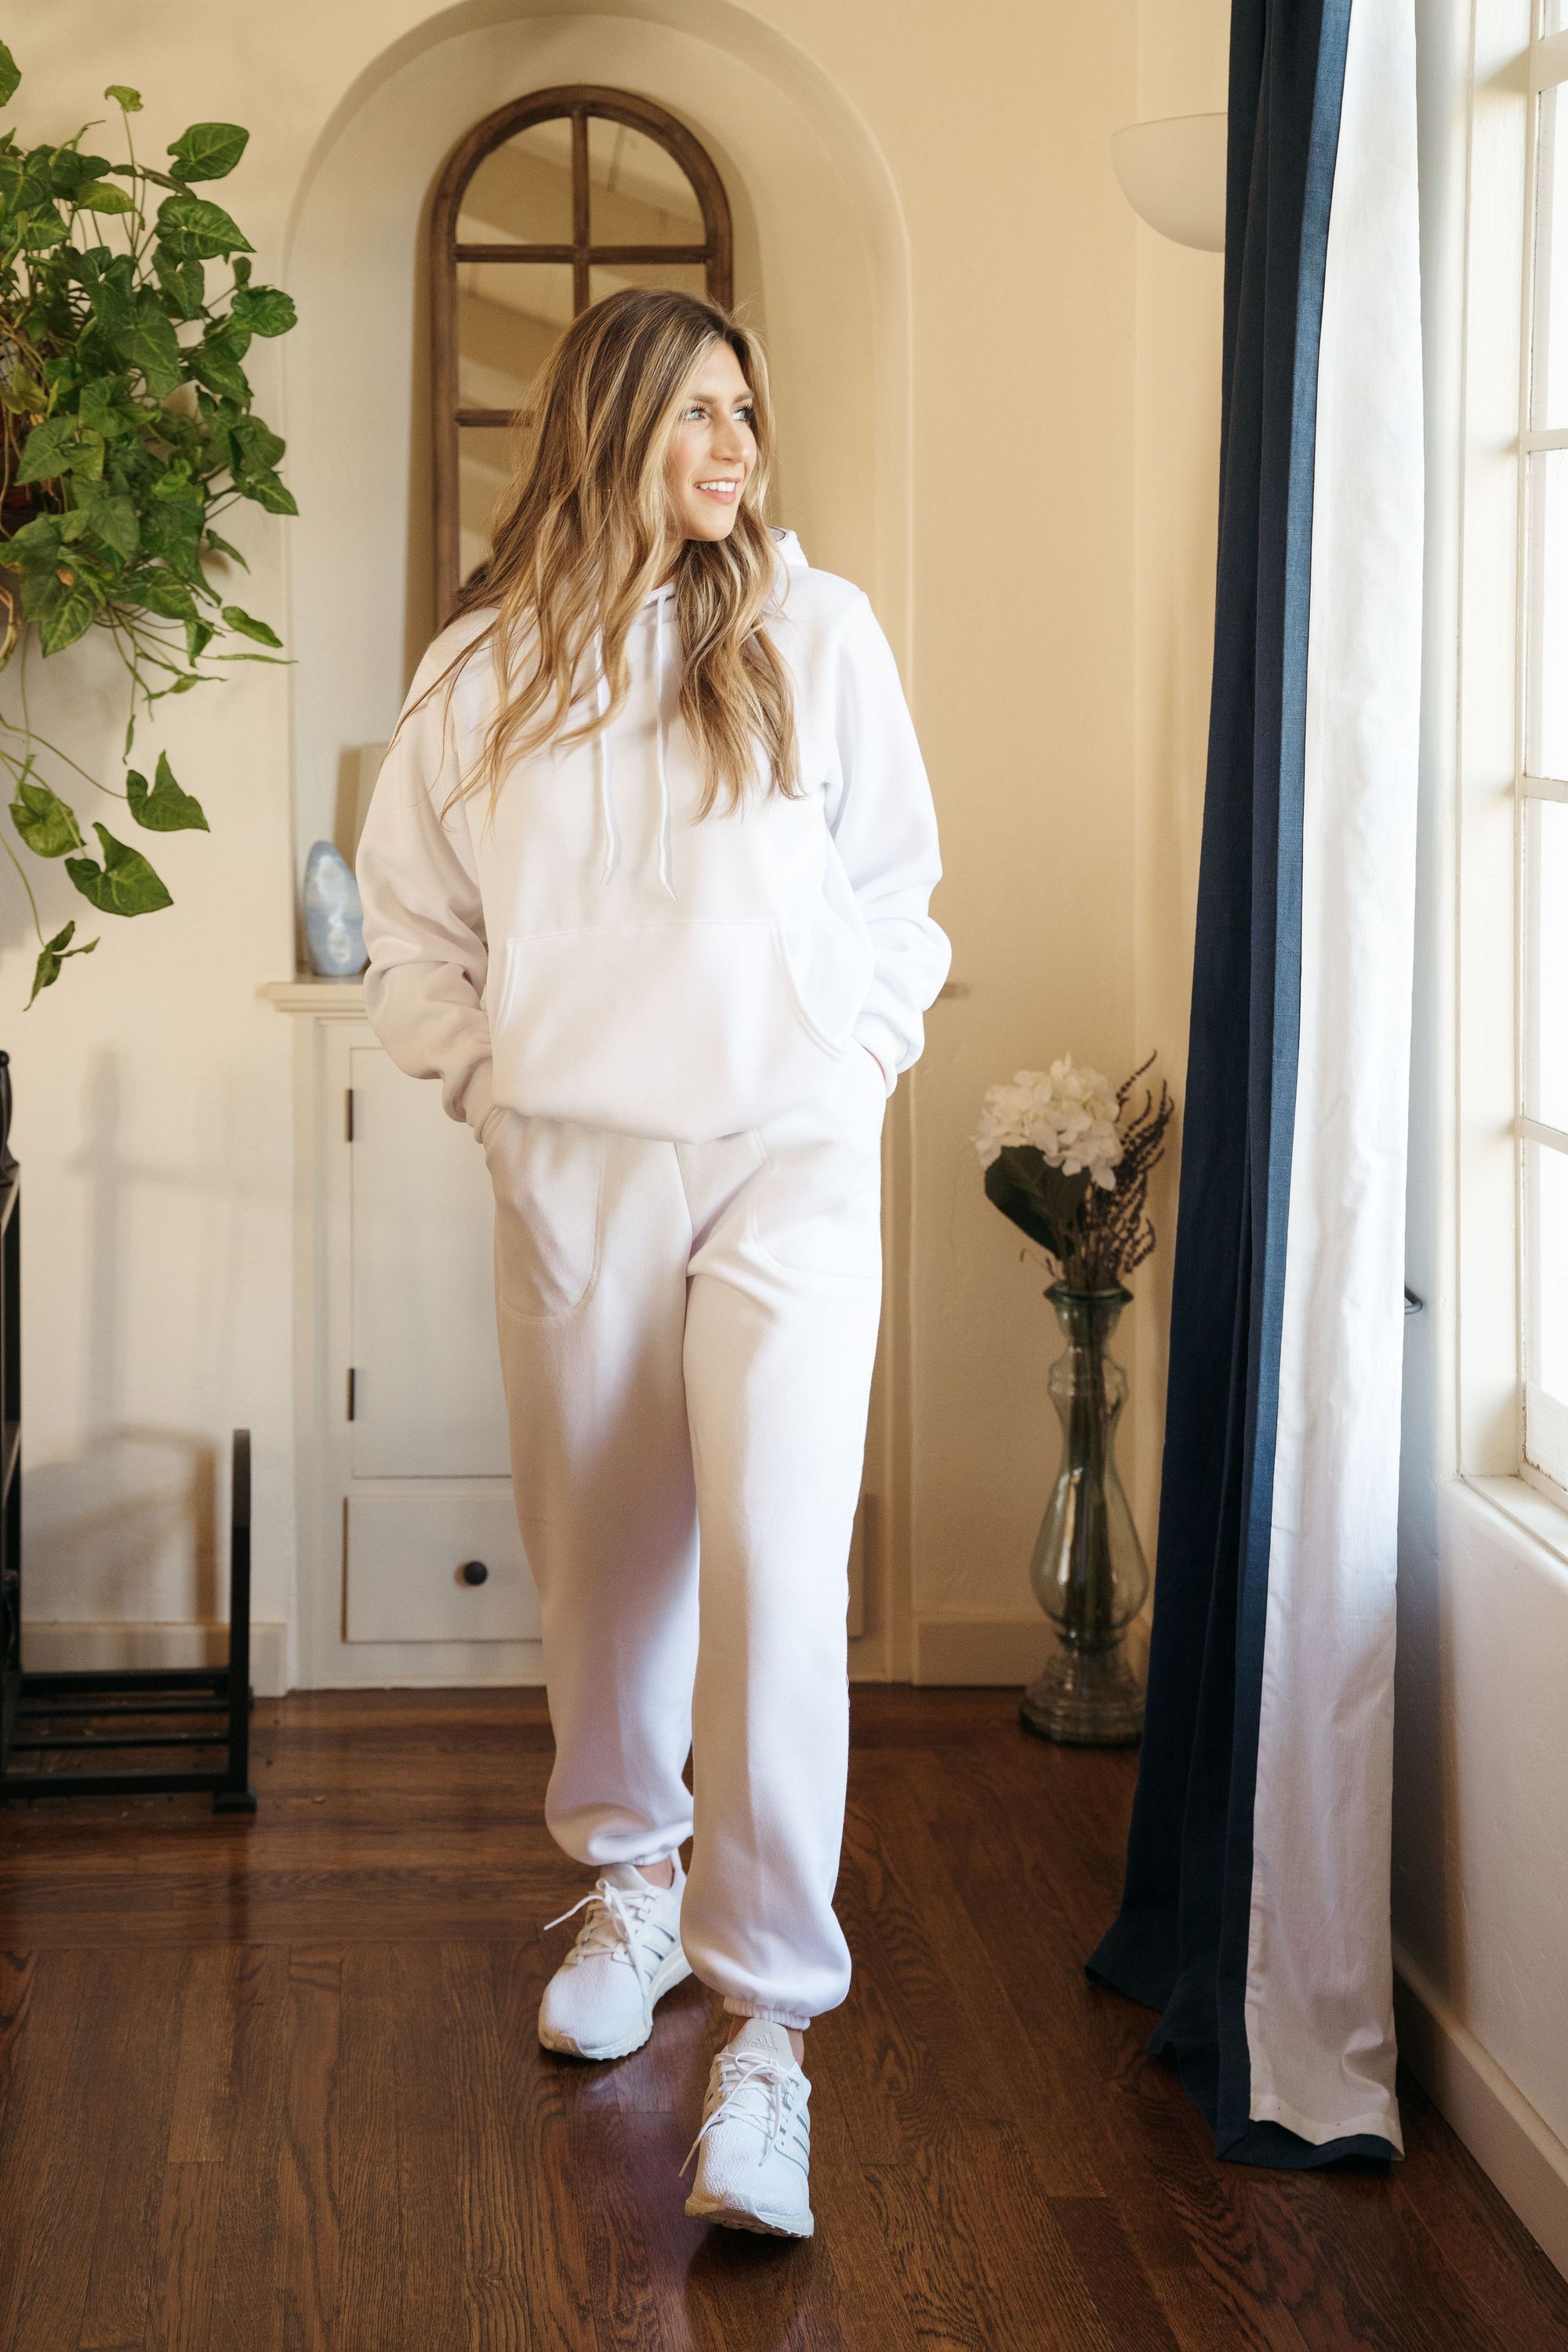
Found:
[537,1858,691,2060]
[681,2020,814,2238]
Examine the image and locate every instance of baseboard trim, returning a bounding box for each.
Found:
[23,1619,289,1699]
[1394,1940,1568,2283]
[910,1611,1048,1686]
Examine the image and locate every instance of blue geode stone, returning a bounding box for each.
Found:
[302,840,368,978]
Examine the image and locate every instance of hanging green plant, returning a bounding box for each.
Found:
[0,41,298,1004]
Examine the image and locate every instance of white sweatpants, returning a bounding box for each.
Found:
[485,1044,887,2030]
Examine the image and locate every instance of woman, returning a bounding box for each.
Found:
[357,287,949,2238]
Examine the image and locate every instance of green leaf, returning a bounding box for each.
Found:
[129,567,198,622]
[73,178,136,215]
[65,823,172,916]
[140,488,204,578]
[154,191,252,260]
[982,1148,1091,1262]
[74,485,139,560]
[231,415,284,470]
[232,255,252,289]
[220,603,281,649]
[27,922,97,1007]
[19,201,67,249]
[0,43,20,109]
[167,122,248,183]
[78,245,135,328]
[104,85,143,113]
[185,332,249,405]
[49,151,114,194]
[126,751,208,833]
[234,466,296,517]
[66,430,104,482]
[201,528,247,568]
[75,379,129,438]
[1,514,62,564]
[10,777,84,858]
[13,416,76,484]
[152,243,204,318]
[112,291,181,397]
[36,575,99,655]
[184,616,215,662]
[230,285,296,339]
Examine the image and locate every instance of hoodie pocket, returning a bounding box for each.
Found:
[484,1111,604,1321]
[491,919,872,1142]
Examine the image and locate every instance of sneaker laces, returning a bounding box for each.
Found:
[543,1877,659,1974]
[680,2049,797,2176]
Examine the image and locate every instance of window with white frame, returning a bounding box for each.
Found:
[1522,9,1568,1497]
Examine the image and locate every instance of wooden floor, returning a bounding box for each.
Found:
[0,1688,1564,2350]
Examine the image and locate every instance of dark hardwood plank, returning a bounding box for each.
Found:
[333,1944,406,2352]
[0,1949,109,2350]
[481,1936,607,2352]
[75,1949,190,2352]
[274,1948,342,2352]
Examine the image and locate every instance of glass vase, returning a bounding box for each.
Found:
[1019,1284,1149,1745]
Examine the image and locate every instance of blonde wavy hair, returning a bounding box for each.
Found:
[426,285,797,818]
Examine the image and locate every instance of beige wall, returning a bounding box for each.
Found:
[1127,3,1228,1547]
[13,0,1225,1680]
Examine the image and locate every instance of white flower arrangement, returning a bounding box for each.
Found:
[973,1059,1124,1191]
[975,1051,1174,1292]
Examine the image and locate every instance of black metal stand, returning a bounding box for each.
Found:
[0,1076,256,1811]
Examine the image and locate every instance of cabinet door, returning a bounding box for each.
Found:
[349,1047,510,1475]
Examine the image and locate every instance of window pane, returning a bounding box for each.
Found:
[587,260,711,311]
[458,120,575,245]
[1525,449,1568,780]
[587,118,705,245]
[459,425,517,586]
[456,261,572,413]
[1526,798,1568,1128]
[1526,1140,1568,1416]
[1533,85,1568,427]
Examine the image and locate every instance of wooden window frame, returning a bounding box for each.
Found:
[430,85,734,614]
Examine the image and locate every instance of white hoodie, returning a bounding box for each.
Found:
[355,531,950,1144]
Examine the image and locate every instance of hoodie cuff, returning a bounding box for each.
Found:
[851,1012,902,1096]
[455,1056,495,1138]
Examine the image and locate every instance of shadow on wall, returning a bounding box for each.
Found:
[22,1050,252,1626]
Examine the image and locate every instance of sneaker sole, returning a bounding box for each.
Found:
[683,2188,814,2239]
[537,1947,693,2062]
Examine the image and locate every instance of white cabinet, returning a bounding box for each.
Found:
[347,1045,510,1478]
[270,982,546,1688]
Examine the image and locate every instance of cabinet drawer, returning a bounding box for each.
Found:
[345,1491,542,1644]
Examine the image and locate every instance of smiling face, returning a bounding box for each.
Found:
[661,338,758,553]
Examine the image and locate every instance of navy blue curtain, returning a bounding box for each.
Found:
[1086,0,1410,2170]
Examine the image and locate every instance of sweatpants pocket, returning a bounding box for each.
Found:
[748,1047,885,1282]
[484,1112,605,1320]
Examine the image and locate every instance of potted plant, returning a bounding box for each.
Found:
[0,42,296,1004]
[975,1054,1174,1744]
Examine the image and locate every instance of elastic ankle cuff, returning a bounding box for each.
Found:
[723,1995,811,2032]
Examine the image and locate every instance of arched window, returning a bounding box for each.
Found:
[430,86,734,612]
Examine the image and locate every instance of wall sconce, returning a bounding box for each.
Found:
[1110,112,1227,252]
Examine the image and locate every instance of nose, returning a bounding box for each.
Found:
[710,415,746,466]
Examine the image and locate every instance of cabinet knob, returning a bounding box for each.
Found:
[459,1559,488,1587]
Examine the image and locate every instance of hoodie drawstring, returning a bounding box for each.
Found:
[653,593,675,900]
[593,598,677,900]
[593,648,619,883]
